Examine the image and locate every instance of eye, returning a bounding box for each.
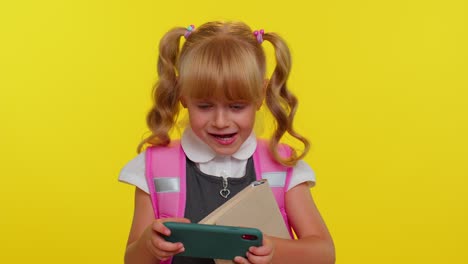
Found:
[197,103,213,110]
[229,103,247,110]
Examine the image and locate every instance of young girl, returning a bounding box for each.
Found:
[119,21,335,264]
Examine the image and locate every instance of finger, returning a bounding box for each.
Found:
[149,239,185,260]
[246,251,272,264]
[154,218,192,235]
[248,245,272,256]
[152,245,185,261]
[248,237,273,256]
[161,217,191,223]
[152,221,171,236]
[150,234,184,252]
[234,256,251,264]
[146,239,171,261]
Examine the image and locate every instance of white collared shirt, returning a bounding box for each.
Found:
[119,128,315,193]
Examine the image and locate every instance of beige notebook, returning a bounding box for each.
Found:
[199,179,291,264]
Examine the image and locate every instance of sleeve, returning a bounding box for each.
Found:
[118,152,150,194]
[287,160,316,191]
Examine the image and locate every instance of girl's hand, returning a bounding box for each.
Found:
[141,217,191,261]
[233,236,274,264]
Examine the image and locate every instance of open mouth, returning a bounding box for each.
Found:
[209,133,238,145]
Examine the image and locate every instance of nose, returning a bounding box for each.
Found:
[213,109,230,128]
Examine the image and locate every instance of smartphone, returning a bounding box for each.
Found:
[163,222,263,260]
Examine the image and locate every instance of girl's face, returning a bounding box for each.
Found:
[182,96,259,156]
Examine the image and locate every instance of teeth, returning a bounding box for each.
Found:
[213,133,235,138]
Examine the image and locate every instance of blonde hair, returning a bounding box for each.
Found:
[138,21,309,166]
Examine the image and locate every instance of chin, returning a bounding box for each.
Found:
[210,144,241,156]
[212,147,237,156]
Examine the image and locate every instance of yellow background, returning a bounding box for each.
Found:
[1,0,467,263]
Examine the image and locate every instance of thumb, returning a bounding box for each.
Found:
[160,217,191,223]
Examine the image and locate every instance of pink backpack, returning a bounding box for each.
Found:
[145,140,293,262]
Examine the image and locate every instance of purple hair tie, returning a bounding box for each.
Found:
[184,24,195,39]
[253,29,264,44]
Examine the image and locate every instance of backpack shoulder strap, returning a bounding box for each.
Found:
[145,140,186,219]
[253,139,294,237]
[253,139,293,190]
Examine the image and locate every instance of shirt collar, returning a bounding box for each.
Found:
[181,128,257,163]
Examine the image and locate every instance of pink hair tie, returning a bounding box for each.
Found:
[253,29,264,44]
[184,24,195,39]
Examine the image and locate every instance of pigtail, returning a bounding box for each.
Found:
[263,33,310,166]
[137,27,187,152]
